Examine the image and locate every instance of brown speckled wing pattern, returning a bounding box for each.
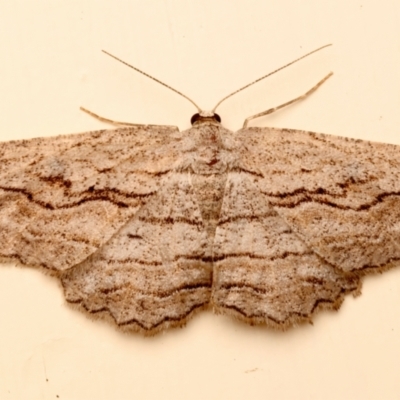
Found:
[1,122,399,334]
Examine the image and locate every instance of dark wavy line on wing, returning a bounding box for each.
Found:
[72,299,209,332]
[264,188,400,211]
[217,213,291,226]
[103,257,163,267]
[4,252,211,271]
[231,167,264,178]
[353,256,400,273]
[97,282,212,298]
[212,250,313,263]
[137,215,204,227]
[217,277,329,295]
[103,254,212,267]
[0,186,156,209]
[220,299,334,325]
[223,303,283,325]
[119,302,209,331]
[112,253,299,264]
[0,253,52,270]
[37,167,172,180]
[218,287,354,325]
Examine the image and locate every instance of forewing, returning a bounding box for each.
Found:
[235,127,400,273]
[0,125,182,270]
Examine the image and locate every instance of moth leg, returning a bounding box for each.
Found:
[80,106,145,127]
[242,72,333,129]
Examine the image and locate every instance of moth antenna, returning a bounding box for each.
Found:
[212,44,332,113]
[102,50,202,112]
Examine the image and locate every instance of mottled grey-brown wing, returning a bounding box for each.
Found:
[212,172,360,329]
[60,171,212,334]
[236,127,400,273]
[212,127,400,328]
[0,125,182,271]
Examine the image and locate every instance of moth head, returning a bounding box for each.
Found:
[190,111,221,126]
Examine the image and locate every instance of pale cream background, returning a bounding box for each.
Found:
[1,2,400,399]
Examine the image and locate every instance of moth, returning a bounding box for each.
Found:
[1,45,399,335]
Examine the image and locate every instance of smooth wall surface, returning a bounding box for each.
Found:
[1,2,400,399]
